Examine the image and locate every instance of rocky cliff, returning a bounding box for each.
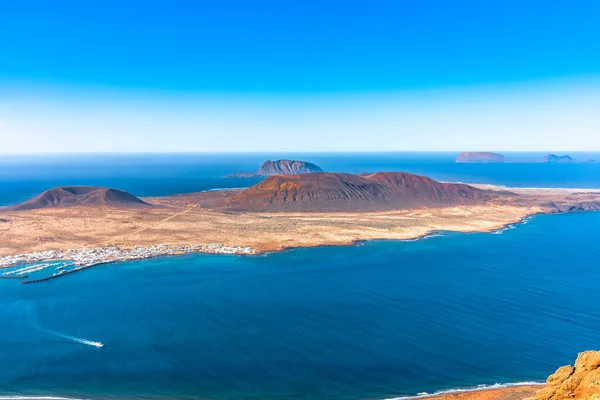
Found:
[536,351,600,400]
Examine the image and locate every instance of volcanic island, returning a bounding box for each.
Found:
[1,165,600,266]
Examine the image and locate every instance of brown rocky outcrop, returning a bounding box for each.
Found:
[536,351,600,400]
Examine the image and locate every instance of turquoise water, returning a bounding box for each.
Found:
[2,153,600,399]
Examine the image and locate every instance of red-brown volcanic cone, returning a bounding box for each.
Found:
[226,172,489,212]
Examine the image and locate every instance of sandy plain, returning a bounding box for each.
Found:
[0,203,539,257]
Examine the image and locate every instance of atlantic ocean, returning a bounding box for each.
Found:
[1,153,599,400]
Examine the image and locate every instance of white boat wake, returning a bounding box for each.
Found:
[44,330,104,348]
[25,303,104,348]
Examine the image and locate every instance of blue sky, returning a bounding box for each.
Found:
[0,0,599,152]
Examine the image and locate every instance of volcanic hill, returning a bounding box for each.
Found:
[228,159,323,177]
[4,186,151,211]
[226,172,492,212]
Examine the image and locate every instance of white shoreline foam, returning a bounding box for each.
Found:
[383,381,544,400]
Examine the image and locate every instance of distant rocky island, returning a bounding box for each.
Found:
[456,152,592,163]
[456,152,507,163]
[542,154,574,163]
[227,159,323,178]
[3,186,150,211]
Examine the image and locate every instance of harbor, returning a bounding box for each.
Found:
[0,243,256,283]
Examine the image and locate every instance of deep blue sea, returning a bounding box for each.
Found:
[1,153,600,400]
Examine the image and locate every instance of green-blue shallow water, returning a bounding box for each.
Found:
[2,211,600,400]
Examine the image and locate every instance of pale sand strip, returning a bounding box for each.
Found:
[408,384,543,400]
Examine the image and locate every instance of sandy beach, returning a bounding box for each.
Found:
[413,384,542,400]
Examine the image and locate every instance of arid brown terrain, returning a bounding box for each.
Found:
[226,172,492,212]
[0,203,535,256]
[1,172,600,257]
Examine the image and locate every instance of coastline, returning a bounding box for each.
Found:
[0,210,556,286]
[0,383,545,400]
[0,382,545,400]
[1,243,257,283]
[0,209,538,276]
[0,203,542,258]
[2,182,600,281]
[0,385,544,400]
[387,383,543,400]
